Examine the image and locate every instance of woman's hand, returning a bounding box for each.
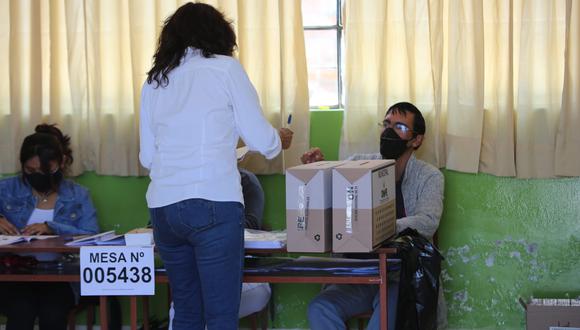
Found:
[279,128,294,150]
[0,216,20,235]
[22,223,54,235]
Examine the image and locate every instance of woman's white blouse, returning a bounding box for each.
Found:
[140,48,281,208]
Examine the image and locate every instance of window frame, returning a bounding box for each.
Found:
[303,0,344,109]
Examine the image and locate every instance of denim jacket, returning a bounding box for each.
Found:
[0,175,99,235]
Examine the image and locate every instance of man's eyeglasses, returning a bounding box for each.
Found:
[378,120,414,135]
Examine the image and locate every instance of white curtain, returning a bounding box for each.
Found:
[0,0,309,176]
[223,0,310,174]
[342,0,580,178]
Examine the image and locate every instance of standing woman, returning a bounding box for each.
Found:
[139,3,282,329]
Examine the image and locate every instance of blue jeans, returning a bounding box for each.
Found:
[308,272,400,330]
[150,198,244,330]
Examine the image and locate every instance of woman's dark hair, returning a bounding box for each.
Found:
[147,2,237,88]
[20,124,73,175]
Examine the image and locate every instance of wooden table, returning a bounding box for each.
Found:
[150,247,395,330]
[0,237,111,328]
[0,238,395,330]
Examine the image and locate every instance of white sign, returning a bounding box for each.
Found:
[80,246,155,296]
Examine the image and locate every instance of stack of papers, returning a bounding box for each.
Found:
[65,230,124,246]
[0,235,57,246]
[125,228,154,246]
[244,229,286,249]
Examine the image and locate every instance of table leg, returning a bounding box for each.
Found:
[99,296,109,330]
[130,296,138,330]
[142,296,150,330]
[379,252,388,330]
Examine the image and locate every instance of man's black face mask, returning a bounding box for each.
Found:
[24,170,63,193]
[380,128,411,160]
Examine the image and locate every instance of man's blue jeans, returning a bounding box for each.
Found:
[150,198,244,330]
[308,272,400,330]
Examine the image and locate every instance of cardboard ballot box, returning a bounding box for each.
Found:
[286,161,345,252]
[521,298,580,330]
[332,160,396,253]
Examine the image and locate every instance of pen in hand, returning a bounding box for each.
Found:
[280,113,294,150]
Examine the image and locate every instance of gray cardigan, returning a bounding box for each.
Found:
[347,152,448,329]
[347,153,444,239]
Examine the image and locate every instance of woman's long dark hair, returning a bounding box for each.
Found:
[147,2,237,88]
[20,123,73,175]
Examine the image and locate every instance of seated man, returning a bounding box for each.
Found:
[304,102,446,330]
[168,168,271,328]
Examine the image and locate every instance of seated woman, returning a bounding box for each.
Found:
[0,124,99,330]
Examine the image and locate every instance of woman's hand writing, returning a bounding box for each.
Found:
[22,223,54,236]
[0,216,20,235]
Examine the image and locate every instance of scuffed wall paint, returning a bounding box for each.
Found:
[439,170,580,329]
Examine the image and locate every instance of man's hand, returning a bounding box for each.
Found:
[22,223,54,236]
[301,147,325,164]
[0,216,20,235]
[279,128,294,150]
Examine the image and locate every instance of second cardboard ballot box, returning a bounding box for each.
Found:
[332,160,396,253]
[286,161,345,252]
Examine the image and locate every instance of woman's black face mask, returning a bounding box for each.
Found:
[24,170,63,193]
[380,128,412,160]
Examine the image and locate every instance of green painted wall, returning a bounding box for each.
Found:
[5,109,580,328]
[439,170,580,329]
